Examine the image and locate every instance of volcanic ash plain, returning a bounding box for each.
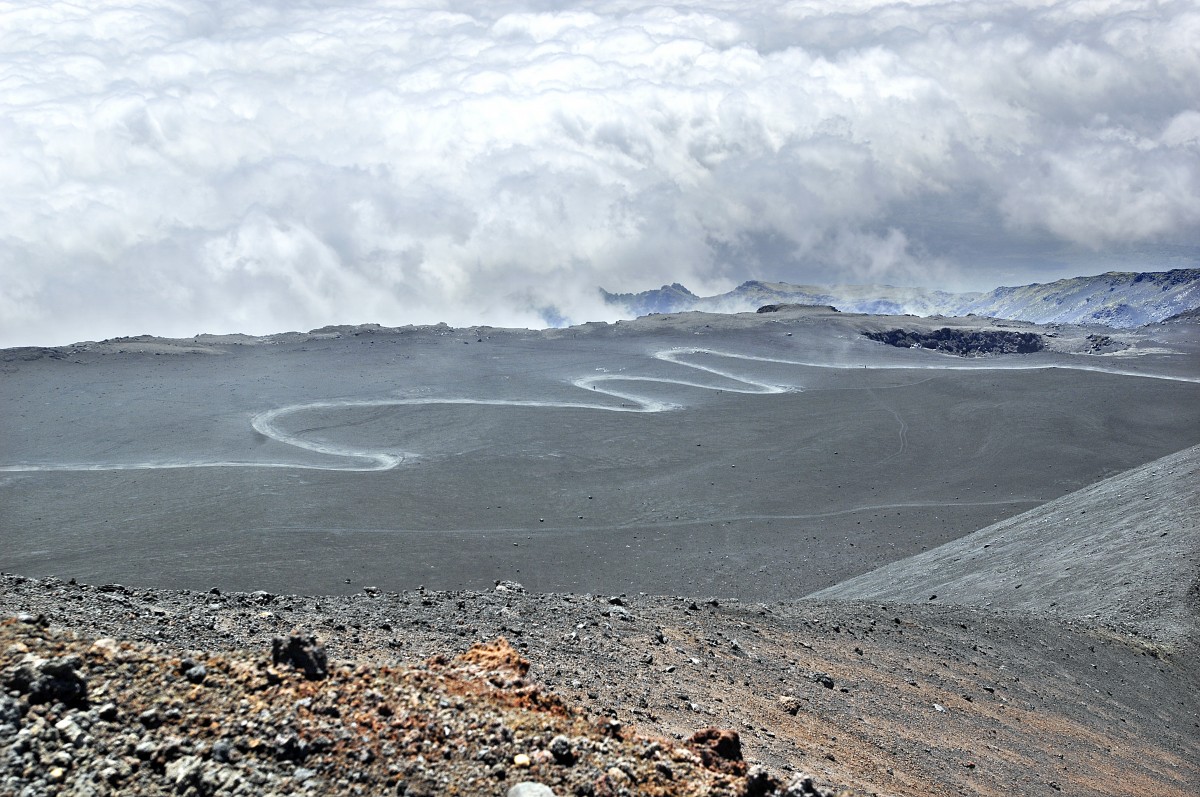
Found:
[1,306,1198,796]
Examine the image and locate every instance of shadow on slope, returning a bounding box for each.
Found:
[808,444,1200,653]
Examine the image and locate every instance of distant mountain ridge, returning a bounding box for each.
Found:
[601,268,1200,328]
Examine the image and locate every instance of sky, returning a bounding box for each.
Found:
[1,0,1198,346]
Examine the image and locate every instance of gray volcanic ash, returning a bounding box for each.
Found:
[2,309,1198,796]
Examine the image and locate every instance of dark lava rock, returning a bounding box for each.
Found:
[183,663,207,684]
[744,764,782,797]
[757,304,839,314]
[782,774,826,796]
[271,633,329,680]
[4,653,88,707]
[863,327,1044,356]
[548,734,575,765]
[1085,333,1119,352]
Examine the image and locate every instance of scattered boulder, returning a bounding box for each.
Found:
[1085,333,1119,352]
[179,657,208,684]
[456,637,530,680]
[548,734,575,765]
[744,764,782,797]
[782,774,826,796]
[271,633,329,680]
[810,672,835,690]
[4,653,88,707]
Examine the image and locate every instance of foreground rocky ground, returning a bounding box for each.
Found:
[3,574,1197,797]
[2,615,835,797]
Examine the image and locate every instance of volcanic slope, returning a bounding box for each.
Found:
[4,308,1200,599]
[5,436,1200,796]
[808,443,1200,653]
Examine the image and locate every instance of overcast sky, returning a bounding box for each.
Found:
[2,0,1198,346]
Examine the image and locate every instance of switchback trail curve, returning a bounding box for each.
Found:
[3,347,1198,473]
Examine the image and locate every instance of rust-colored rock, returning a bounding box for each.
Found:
[456,636,530,677]
[687,727,746,776]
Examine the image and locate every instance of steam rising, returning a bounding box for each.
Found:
[2,1,1198,346]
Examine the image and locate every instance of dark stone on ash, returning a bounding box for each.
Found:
[863,327,1044,356]
[183,663,207,684]
[211,740,235,763]
[548,734,575,765]
[811,672,835,689]
[686,727,746,776]
[273,732,310,762]
[272,633,329,680]
[1086,333,1118,352]
[742,764,781,797]
[782,774,825,796]
[4,654,88,707]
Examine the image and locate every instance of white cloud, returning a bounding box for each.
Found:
[1,0,1197,346]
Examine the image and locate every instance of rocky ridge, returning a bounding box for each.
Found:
[1,616,834,797]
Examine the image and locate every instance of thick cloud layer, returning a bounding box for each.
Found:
[2,0,1198,345]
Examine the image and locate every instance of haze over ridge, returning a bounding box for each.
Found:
[603,268,1200,327]
[2,0,1199,348]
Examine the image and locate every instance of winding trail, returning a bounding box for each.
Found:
[3,347,1198,474]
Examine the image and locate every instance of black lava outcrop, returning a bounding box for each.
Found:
[756,304,839,314]
[863,327,1044,355]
